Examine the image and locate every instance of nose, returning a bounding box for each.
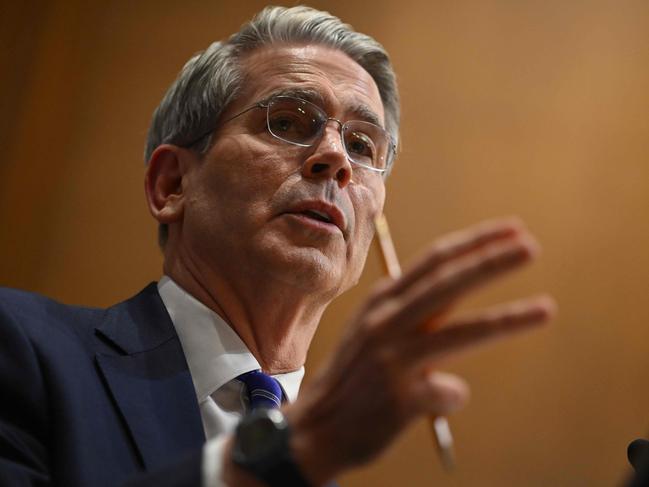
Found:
[301,121,352,188]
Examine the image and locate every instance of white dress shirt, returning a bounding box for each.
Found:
[157,276,305,487]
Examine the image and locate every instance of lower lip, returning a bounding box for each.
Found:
[283,213,342,234]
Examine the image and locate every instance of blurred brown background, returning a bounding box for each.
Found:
[1,0,648,485]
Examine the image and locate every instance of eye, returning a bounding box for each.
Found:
[345,131,375,161]
[268,110,319,142]
[269,113,301,133]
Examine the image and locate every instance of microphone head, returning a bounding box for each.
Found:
[628,439,649,471]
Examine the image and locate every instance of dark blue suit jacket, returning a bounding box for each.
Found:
[0,283,206,486]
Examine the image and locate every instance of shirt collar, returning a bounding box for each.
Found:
[157,276,304,403]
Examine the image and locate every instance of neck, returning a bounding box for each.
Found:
[163,248,331,374]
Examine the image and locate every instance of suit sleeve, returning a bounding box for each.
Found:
[122,431,230,487]
[0,306,51,486]
[122,451,202,487]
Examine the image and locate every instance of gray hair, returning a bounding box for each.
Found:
[146,5,400,246]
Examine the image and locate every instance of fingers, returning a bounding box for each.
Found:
[405,295,556,366]
[366,218,526,309]
[379,235,539,334]
[407,371,470,417]
[390,217,526,296]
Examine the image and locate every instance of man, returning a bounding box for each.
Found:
[0,6,554,487]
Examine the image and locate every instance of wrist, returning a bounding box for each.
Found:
[284,404,340,487]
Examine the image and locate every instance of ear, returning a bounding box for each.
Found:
[144,144,190,225]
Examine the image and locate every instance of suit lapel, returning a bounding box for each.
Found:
[94,283,205,469]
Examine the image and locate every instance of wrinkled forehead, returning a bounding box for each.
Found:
[235,44,385,127]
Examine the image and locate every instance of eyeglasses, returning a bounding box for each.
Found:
[206,95,396,174]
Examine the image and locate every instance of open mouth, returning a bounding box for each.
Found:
[300,209,333,224]
[282,200,345,234]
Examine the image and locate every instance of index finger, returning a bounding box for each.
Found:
[392,217,528,297]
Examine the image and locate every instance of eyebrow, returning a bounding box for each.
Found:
[266,88,325,105]
[266,88,384,128]
[350,103,383,128]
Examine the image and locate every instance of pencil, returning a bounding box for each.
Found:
[373,214,456,472]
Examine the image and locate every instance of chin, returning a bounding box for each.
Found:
[261,244,347,296]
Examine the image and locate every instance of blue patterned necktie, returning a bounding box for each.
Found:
[236,370,284,410]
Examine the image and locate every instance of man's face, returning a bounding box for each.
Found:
[180,44,387,300]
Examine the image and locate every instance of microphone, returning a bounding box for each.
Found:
[628,439,649,471]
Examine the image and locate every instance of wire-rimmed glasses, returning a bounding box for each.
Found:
[196,95,396,174]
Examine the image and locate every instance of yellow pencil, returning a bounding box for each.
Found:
[374,214,456,472]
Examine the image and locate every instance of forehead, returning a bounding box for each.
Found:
[237,44,385,126]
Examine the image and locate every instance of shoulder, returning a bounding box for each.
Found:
[0,283,163,353]
[0,287,102,341]
[0,286,98,316]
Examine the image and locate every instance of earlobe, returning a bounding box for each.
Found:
[144,145,187,224]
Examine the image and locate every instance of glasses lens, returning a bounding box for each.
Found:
[266,96,392,172]
[267,97,324,145]
[343,121,390,170]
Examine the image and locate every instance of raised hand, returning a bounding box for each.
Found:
[286,218,556,484]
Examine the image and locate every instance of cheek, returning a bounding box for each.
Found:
[222,136,299,187]
[189,137,301,232]
[348,181,386,258]
[208,138,263,191]
[353,178,386,221]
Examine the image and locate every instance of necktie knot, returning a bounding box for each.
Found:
[236,370,284,411]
